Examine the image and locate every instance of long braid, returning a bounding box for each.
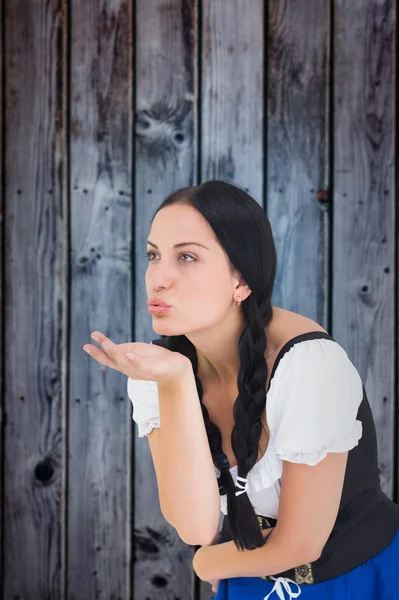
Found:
[157,335,237,498]
[227,294,272,549]
[155,297,273,551]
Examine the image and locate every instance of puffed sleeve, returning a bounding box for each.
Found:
[267,338,364,466]
[127,377,160,438]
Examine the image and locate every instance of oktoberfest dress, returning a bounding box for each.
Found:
[128,331,399,600]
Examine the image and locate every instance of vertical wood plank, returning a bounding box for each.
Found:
[68,2,133,598]
[201,0,264,202]
[0,0,3,590]
[267,0,329,322]
[200,1,264,597]
[3,1,67,598]
[133,2,198,598]
[333,0,396,497]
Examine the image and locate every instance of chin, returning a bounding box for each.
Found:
[152,321,182,337]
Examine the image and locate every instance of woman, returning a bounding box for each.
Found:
[84,180,399,599]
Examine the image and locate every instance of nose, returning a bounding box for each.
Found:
[145,269,173,293]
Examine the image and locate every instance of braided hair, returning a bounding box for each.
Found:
[150,180,277,551]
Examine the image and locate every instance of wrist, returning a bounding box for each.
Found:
[158,358,193,389]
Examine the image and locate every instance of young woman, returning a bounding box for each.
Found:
[84,180,399,599]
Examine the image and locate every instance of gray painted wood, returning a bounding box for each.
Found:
[333,0,396,499]
[133,1,198,598]
[267,0,329,324]
[201,0,264,203]
[200,1,264,596]
[0,0,3,592]
[2,1,66,598]
[0,1,398,597]
[67,2,133,599]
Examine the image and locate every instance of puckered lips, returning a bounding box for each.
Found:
[147,297,172,314]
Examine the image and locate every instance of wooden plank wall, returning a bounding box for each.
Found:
[0,1,397,599]
[3,2,67,599]
[333,0,397,496]
[68,2,133,599]
[134,1,198,598]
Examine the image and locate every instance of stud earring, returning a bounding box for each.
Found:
[237,296,241,307]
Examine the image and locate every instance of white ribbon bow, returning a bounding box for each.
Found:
[234,475,248,497]
[263,576,302,599]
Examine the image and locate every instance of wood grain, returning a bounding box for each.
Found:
[134,1,198,598]
[201,0,264,202]
[200,1,264,595]
[67,1,133,598]
[333,0,396,498]
[3,1,67,598]
[267,0,329,323]
[0,1,398,597]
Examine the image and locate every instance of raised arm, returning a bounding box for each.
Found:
[145,366,221,546]
[83,332,221,547]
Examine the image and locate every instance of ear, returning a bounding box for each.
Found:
[234,273,252,301]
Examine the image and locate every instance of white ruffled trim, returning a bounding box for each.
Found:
[214,438,283,494]
[137,419,160,438]
[215,418,363,497]
[275,419,363,466]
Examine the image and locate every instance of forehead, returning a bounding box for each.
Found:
[149,204,214,244]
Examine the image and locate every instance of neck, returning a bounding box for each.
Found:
[188,320,245,387]
[186,307,278,387]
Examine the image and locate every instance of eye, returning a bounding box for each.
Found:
[179,253,196,263]
[146,251,196,263]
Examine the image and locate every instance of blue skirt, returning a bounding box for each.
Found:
[214,525,399,599]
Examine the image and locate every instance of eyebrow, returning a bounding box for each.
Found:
[147,240,210,250]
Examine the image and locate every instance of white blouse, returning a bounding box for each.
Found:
[127,338,364,523]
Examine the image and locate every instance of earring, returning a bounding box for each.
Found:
[237,296,241,307]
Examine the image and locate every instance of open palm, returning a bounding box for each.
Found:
[83,330,190,383]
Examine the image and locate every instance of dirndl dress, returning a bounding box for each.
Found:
[130,332,399,599]
[213,524,399,599]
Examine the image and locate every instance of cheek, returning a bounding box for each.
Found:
[190,283,232,316]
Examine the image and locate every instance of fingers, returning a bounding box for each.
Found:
[90,331,115,349]
[86,332,140,376]
[211,582,219,593]
[83,332,121,371]
[83,332,163,380]
[83,344,119,370]
[92,332,133,373]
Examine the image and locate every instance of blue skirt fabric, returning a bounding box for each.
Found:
[214,525,399,599]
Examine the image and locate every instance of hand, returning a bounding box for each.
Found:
[210,578,220,594]
[201,530,221,594]
[83,331,191,384]
[193,545,222,593]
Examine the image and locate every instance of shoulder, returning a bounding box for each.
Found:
[263,307,363,400]
[265,306,328,358]
[266,307,361,384]
[265,325,364,464]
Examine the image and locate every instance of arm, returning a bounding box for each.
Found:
[146,364,220,546]
[193,451,348,580]
[86,334,220,546]
[193,527,306,581]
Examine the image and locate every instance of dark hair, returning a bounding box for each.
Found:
[150,180,277,551]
